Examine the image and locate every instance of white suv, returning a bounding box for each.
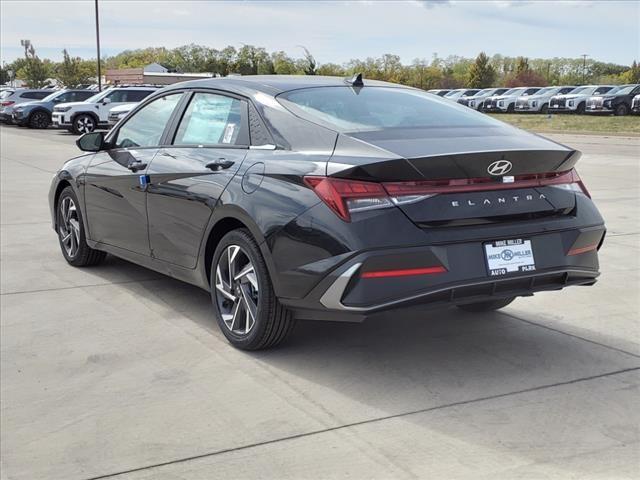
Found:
[548,85,615,114]
[52,86,160,134]
[483,87,541,113]
[460,88,509,110]
[515,86,576,113]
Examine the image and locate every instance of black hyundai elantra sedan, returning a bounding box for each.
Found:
[49,75,605,350]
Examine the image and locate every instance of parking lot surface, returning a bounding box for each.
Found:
[1,126,639,480]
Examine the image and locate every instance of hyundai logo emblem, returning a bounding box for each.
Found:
[487,160,513,176]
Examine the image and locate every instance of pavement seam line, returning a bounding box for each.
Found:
[81,366,640,480]
[502,312,640,359]
[1,278,163,296]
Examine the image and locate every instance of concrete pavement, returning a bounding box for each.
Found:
[1,126,638,479]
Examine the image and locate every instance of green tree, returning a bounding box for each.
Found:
[467,52,496,88]
[271,51,298,74]
[17,43,51,87]
[299,46,317,75]
[316,63,345,76]
[619,60,640,83]
[56,49,96,87]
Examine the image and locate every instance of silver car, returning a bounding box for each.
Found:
[0,88,54,123]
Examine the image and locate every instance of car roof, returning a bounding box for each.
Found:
[163,75,403,96]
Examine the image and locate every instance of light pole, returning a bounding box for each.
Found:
[95,0,102,91]
[581,54,588,85]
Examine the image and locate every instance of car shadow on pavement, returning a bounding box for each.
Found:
[58,259,640,477]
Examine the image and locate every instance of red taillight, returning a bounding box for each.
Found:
[361,266,447,279]
[0,101,15,107]
[568,244,598,256]
[305,169,590,222]
[383,169,590,198]
[303,176,392,222]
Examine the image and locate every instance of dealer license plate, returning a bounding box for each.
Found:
[484,239,536,277]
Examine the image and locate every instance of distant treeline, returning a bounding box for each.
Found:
[2,43,638,89]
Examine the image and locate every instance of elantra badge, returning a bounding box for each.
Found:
[487,160,513,176]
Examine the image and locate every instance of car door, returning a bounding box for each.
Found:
[83,92,185,255]
[146,91,249,268]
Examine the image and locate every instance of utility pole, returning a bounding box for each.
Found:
[95,0,102,91]
[581,54,588,85]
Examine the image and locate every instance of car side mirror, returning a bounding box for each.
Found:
[76,131,108,152]
[102,97,111,105]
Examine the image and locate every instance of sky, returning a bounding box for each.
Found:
[1,0,638,67]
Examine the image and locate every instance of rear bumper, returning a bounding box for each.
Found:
[282,223,605,322]
[0,112,13,123]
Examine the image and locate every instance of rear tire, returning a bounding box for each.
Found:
[56,186,106,267]
[457,297,516,313]
[211,229,295,350]
[29,110,51,129]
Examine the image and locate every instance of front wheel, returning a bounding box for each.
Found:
[615,104,629,116]
[29,110,51,129]
[540,103,549,114]
[72,114,97,135]
[506,103,515,113]
[576,102,586,114]
[457,297,516,313]
[56,187,106,267]
[211,229,295,350]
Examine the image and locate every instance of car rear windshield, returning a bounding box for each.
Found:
[277,86,502,133]
[0,90,15,99]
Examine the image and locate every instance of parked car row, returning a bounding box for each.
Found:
[428,84,640,115]
[0,85,160,134]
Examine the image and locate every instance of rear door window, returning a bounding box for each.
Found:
[21,91,50,99]
[173,92,248,146]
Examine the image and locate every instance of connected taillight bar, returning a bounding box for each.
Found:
[361,266,447,279]
[304,169,590,222]
[383,170,590,197]
[0,101,15,107]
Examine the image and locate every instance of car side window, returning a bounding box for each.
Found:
[106,90,129,103]
[56,92,76,103]
[126,90,155,102]
[114,93,184,149]
[76,91,94,101]
[22,91,49,99]
[173,93,247,146]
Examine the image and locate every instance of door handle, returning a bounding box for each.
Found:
[205,159,235,171]
[127,161,147,172]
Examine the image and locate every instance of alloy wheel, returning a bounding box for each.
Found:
[215,245,259,335]
[76,116,95,133]
[59,197,81,258]
[32,111,49,128]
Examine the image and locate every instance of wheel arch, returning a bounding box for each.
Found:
[28,107,51,121]
[199,208,280,295]
[71,110,99,125]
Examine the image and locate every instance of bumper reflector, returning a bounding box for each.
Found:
[568,244,598,256]
[361,266,447,279]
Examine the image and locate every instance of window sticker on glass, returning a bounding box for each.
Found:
[222,123,236,144]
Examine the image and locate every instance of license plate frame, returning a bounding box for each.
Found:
[484,239,536,277]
